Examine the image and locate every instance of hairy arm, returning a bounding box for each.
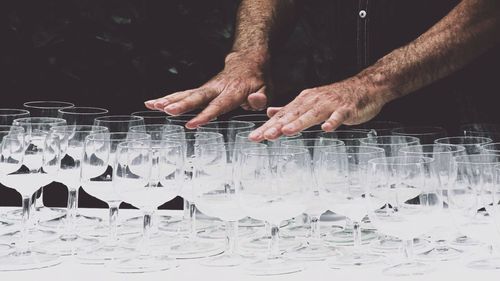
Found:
[252,0,500,140]
[145,0,299,129]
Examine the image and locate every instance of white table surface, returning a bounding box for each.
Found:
[1,207,499,281]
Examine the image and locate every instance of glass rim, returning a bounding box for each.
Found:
[50,125,109,133]
[198,120,256,130]
[94,115,144,122]
[130,124,184,131]
[230,113,268,120]
[480,142,500,152]
[23,101,75,109]
[117,139,184,150]
[434,136,493,144]
[235,130,302,139]
[322,145,386,155]
[281,138,345,148]
[360,135,420,145]
[58,106,109,115]
[131,110,168,117]
[368,156,434,165]
[241,146,309,156]
[203,141,268,151]
[85,132,151,142]
[0,108,30,116]
[399,144,466,154]
[13,117,67,124]
[391,126,447,136]
[163,131,223,140]
[454,154,500,165]
[0,125,25,133]
[319,129,372,135]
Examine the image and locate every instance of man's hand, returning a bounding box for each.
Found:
[249,76,389,141]
[144,51,269,129]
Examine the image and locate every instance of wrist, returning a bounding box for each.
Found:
[355,68,402,105]
[225,49,270,71]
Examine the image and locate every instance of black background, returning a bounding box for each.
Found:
[1,0,498,209]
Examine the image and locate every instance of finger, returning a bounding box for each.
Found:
[186,90,246,129]
[266,107,282,117]
[240,102,252,111]
[152,90,192,111]
[247,86,267,110]
[249,103,303,141]
[144,99,157,110]
[163,88,216,116]
[321,108,350,132]
[281,108,330,136]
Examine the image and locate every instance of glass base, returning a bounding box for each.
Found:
[239,235,302,257]
[0,228,58,246]
[39,214,102,230]
[467,256,500,270]
[109,255,179,273]
[79,223,139,239]
[0,250,61,271]
[123,215,180,228]
[198,225,257,240]
[159,219,219,235]
[43,235,99,256]
[239,217,265,228]
[383,261,434,276]
[417,245,464,262]
[325,228,378,246]
[287,243,341,261]
[5,207,65,222]
[200,253,246,267]
[328,250,383,268]
[77,243,136,264]
[245,257,304,276]
[0,244,13,254]
[168,238,224,259]
[370,237,431,254]
[450,235,483,247]
[282,224,343,238]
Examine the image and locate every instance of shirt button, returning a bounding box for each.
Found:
[359,10,367,18]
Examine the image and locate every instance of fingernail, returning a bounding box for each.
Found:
[249,131,261,140]
[145,100,154,105]
[283,125,295,132]
[264,128,278,138]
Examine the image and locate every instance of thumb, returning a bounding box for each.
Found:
[246,86,268,111]
[266,107,282,118]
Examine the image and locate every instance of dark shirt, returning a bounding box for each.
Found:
[271,0,500,134]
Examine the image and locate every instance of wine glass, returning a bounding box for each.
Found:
[238,147,313,275]
[450,154,500,269]
[353,120,403,136]
[480,143,500,155]
[77,132,151,263]
[194,142,265,267]
[0,109,30,125]
[166,114,217,130]
[0,131,62,271]
[23,101,75,117]
[360,135,420,157]
[10,117,67,222]
[198,121,255,143]
[461,123,500,141]
[319,129,376,146]
[129,124,184,141]
[230,114,269,128]
[131,111,169,124]
[366,156,443,276]
[392,126,448,145]
[41,125,109,255]
[319,145,386,267]
[161,131,225,259]
[58,107,109,126]
[110,140,184,273]
[435,136,492,155]
[399,144,467,261]
[281,138,345,261]
[94,115,145,133]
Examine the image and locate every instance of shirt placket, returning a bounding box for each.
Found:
[356,0,370,70]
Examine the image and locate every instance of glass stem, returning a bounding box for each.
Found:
[402,239,415,262]
[353,220,362,251]
[64,188,78,237]
[224,221,238,256]
[141,211,153,255]
[109,202,120,244]
[268,224,281,260]
[20,196,31,252]
[189,202,197,240]
[310,214,320,242]
[35,187,45,209]
[183,199,190,220]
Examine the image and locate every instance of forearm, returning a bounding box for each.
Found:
[228,0,299,66]
[357,0,500,103]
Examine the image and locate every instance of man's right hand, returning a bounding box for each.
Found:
[144,51,269,129]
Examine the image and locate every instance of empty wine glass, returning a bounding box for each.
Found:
[23,101,74,117]
[77,132,151,264]
[0,109,30,125]
[58,107,109,126]
[435,136,492,155]
[42,125,109,255]
[360,135,420,157]
[366,156,443,276]
[0,131,62,271]
[480,143,500,155]
[450,154,500,270]
[10,117,67,222]
[319,146,386,267]
[198,121,255,143]
[353,121,403,136]
[461,123,500,142]
[230,114,269,128]
[281,138,345,261]
[129,124,184,140]
[166,114,216,131]
[110,140,184,273]
[319,129,375,146]
[399,144,467,261]
[131,111,169,124]
[392,126,448,144]
[238,147,313,275]
[94,115,145,133]
[162,131,225,259]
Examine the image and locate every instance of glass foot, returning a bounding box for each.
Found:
[0,250,61,271]
[198,225,258,240]
[383,261,434,276]
[282,224,343,238]
[77,243,136,264]
[39,214,102,230]
[467,256,500,270]
[123,215,180,228]
[168,238,224,259]
[109,254,179,273]
[417,245,464,261]
[0,228,58,246]
[43,235,99,256]
[239,217,264,227]
[79,223,139,239]
[450,235,483,247]
[287,243,341,261]
[159,219,219,235]
[0,244,12,254]
[200,253,246,267]
[325,228,378,246]
[328,250,383,267]
[245,257,304,276]
[5,207,65,222]
[239,235,302,257]
[370,237,431,254]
